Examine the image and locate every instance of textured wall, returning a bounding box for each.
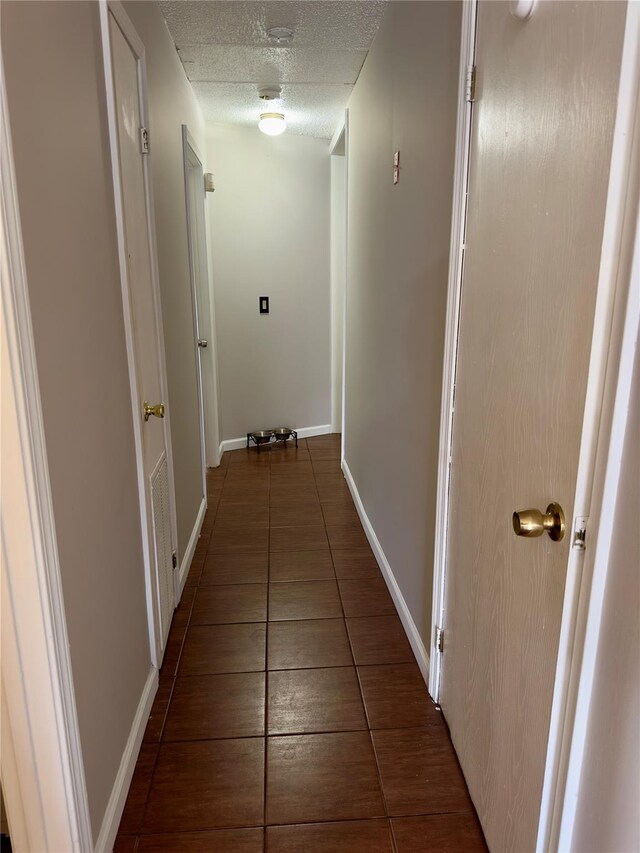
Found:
[207,123,331,440]
[344,1,461,642]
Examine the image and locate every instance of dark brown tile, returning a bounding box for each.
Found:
[372,727,474,816]
[159,622,187,678]
[180,623,266,675]
[214,503,269,529]
[222,476,270,491]
[201,552,269,586]
[358,664,442,729]
[227,449,270,465]
[270,449,310,465]
[224,475,270,490]
[332,548,380,579]
[326,523,369,550]
[311,460,343,475]
[270,464,314,480]
[114,836,137,853]
[268,619,353,670]
[314,473,347,491]
[138,827,264,852]
[321,503,360,525]
[317,483,353,503]
[219,492,269,508]
[307,443,340,460]
[209,527,269,554]
[266,732,384,825]
[270,551,335,582]
[267,820,393,852]
[143,738,264,832]
[269,492,321,510]
[270,526,328,552]
[270,484,318,505]
[346,616,414,665]
[118,743,158,834]
[192,584,267,625]
[391,814,488,852]
[317,493,354,509]
[268,668,366,734]
[164,672,265,741]
[269,581,342,621]
[338,578,396,618]
[143,678,174,743]
[270,503,324,528]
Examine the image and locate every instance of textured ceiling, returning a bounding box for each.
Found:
[158,1,387,139]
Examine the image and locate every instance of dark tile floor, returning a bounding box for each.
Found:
[115,434,487,852]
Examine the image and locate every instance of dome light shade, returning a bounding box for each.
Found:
[258,112,286,136]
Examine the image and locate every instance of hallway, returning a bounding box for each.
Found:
[115,434,486,852]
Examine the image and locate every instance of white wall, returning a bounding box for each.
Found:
[2,1,150,838]
[330,151,346,433]
[206,124,331,442]
[344,1,461,647]
[124,1,208,560]
[572,339,640,853]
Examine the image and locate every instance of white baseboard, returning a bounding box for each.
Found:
[219,423,333,455]
[178,496,206,596]
[94,667,158,852]
[341,459,431,690]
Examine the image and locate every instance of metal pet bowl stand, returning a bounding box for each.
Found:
[272,428,298,448]
[246,428,298,453]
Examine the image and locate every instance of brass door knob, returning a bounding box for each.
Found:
[143,401,165,422]
[512,503,565,541]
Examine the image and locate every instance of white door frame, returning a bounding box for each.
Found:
[1,61,94,852]
[430,2,639,850]
[538,4,639,848]
[99,0,179,665]
[329,114,348,447]
[181,125,221,471]
[329,109,349,458]
[429,0,477,699]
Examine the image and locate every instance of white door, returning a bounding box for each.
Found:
[440,2,626,851]
[183,128,220,470]
[106,9,176,661]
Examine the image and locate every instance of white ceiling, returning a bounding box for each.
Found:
[158,1,387,139]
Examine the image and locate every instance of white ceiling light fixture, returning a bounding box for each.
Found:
[258,112,287,136]
[267,26,294,44]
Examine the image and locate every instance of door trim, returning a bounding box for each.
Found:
[538,4,640,848]
[181,125,221,473]
[329,111,348,453]
[429,0,477,699]
[0,62,93,852]
[99,0,178,665]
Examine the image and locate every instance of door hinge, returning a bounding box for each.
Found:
[172,550,177,569]
[572,516,588,551]
[139,126,150,154]
[435,625,445,654]
[465,65,476,103]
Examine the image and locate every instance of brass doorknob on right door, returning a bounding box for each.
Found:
[512,503,565,541]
